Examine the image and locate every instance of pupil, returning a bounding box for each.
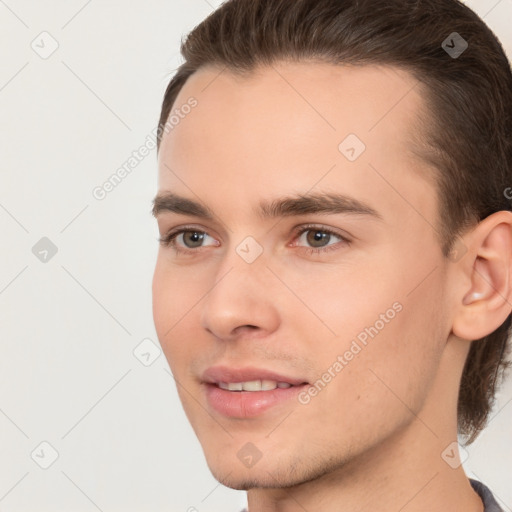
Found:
[186,232,203,247]
[308,230,329,247]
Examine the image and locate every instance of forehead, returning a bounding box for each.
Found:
[157,61,437,228]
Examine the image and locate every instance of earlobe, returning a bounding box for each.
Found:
[452,212,512,341]
[462,290,485,306]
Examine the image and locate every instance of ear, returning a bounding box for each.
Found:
[452,211,512,341]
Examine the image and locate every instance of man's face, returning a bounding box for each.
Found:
[153,62,453,489]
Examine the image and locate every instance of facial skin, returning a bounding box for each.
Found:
[152,61,512,512]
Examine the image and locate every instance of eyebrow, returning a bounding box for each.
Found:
[152,191,383,221]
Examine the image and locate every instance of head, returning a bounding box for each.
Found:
[152,0,512,490]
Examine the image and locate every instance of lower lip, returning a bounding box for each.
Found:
[203,383,309,418]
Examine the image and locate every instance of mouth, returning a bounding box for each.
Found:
[201,365,310,418]
[215,380,302,391]
[201,365,309,387]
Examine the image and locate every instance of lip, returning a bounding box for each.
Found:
[201,365,309,418]
[201,365,308,386]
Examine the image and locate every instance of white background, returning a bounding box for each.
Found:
[0,1,511,511]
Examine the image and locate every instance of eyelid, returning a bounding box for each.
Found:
[289,224,352,255]
[290,223,352,244]
[158,224,219,249]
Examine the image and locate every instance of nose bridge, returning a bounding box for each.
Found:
[200,237,280,339]
[214,231,269,290]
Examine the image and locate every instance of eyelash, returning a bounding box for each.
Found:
[158,224,351,256]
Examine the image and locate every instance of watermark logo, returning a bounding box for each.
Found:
[32,237,58,263]
[133,338,161,367]
[442,32,468,59]
[441,441,469,469]
[31,441,59,469]
[447,236,467,262]
[338,133,366,162]
[237,442,263,468]
[236,236,264,264]
[31,31,59,59]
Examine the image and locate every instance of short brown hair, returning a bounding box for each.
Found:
[157,0,512,444]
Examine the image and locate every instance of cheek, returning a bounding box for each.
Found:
[291,253,446,404]
[331,277,445,418]
[152,259,200,364]
[277,257,396,340]
[296,295,445,454]
[152,256,206,326]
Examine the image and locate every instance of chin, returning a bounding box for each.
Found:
[205,453,260,485]
[203,454,283,490]
[208,466,287,491]
[204,450,339,491]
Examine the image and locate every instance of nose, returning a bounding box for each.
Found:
[200,250,281,341]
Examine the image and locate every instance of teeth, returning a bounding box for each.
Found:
[218,380,294,391]
[261,379,279,390]
[243,380,265,391]
[219,382,243,391]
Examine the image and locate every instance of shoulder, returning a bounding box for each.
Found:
[239,482,504,512]
[470,479,504,512]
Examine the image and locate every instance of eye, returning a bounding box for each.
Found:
[292,225,351,255]
[158,227,219,254]
[158,224,351,256]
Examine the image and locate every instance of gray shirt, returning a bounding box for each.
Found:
[470,479,504,512]
[239,479,504,512]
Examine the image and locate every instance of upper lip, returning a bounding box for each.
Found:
[202,365,308,386]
